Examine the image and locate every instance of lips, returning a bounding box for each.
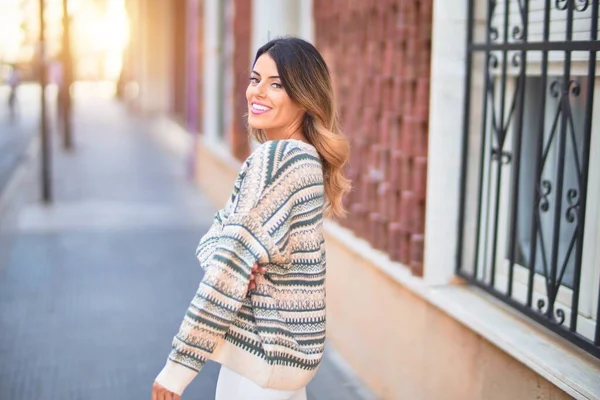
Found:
[250,101,272,115]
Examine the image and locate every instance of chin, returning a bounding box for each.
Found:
[247,117,270,130]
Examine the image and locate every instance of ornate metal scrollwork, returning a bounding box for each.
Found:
[549,79,581,98]
[569,80,581,97]
[511,53,522,68]
[537,298,546,312]
[489,0,499,41]
[491,148,512,164]
[490,27,499,41]
[537,299,566,325]
[512,0,527,41]
[512,26,524,41]
[556,0,569,10]
[548,79,580,100]
[555,308,566,325]
[556,0,590,12]
[574,0,590,11]
[489,53,499,69]
[549,80,562,98]
[565,189,579,223]
[539,180,552,212]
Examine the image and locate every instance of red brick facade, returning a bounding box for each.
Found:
[230,0,252,161]
[314,0,433,275]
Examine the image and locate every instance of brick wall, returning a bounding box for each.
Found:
[230,0,252,161]
[314,0,433,275]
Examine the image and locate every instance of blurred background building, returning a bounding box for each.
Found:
[0,0,128,81]
[1,0,599,399]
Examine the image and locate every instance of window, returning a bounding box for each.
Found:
[494,76,600,342]
[457,0,600,358]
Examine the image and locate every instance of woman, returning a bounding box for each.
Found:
[152,36,350,400]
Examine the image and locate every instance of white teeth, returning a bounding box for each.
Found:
[252,103,270,111]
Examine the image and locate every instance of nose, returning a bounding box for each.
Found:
[250,81,266,99]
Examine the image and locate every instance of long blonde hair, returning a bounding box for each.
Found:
[249,37,351,219]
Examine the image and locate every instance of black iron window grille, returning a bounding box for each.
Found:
[457,0,600,358]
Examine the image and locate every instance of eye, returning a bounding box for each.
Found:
[249,77,259,85]
[271,82,282,89]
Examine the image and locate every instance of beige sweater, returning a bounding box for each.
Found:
[155,139,326,395]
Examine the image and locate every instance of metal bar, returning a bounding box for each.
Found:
[534,202,552,285]
[555,230,577,291]
[489,0,511,288]
[472,74,491,280]
[507,0,529,297]
[39,0,51,203]
[489,142,504,287]
[471,41,600,52]
[573,0,598,336]
[541,105,561,167]
[482,116,494,282]
[457,270,600,359]
[472,0,494,280]
[547,1,574,321]
[596,282,600,345]
[456,0,476,274]
[527,0,552,308]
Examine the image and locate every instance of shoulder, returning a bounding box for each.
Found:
[247,140,321,167]
[234,141,323,212]
[247,140,294,161]
[247,140,322,184]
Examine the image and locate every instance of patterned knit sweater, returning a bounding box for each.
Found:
[155,139,326,395]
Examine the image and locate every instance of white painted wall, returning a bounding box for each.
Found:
[203,0,224,140]
[250,0,315,58]
[423,0,469,285]
[298,0,314,43]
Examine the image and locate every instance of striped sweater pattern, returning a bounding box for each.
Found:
[155,139,326,394]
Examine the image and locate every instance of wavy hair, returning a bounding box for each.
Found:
[249,37,351,219]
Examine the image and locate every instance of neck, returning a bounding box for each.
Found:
[264,122,306,143]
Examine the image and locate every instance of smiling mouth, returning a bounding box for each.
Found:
[250,102,272,115]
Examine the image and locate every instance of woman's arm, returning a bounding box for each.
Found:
[154,142,289,396]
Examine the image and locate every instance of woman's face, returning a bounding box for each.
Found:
[246,54,304,137]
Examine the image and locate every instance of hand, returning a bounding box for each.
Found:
[152,381,181,400]
[247,263,267,295]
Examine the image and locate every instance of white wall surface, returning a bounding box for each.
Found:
[203,0,224,140]
[423,0,469,285]
[251,0,314,58]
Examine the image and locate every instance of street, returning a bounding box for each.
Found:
[0,86,373,400]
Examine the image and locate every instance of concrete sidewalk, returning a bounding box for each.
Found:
[0,84,43,197]
[0,85,375,400]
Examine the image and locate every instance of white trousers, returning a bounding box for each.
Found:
[215,366,307,400]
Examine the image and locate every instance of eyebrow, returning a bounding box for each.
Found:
[251,70,280,79]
